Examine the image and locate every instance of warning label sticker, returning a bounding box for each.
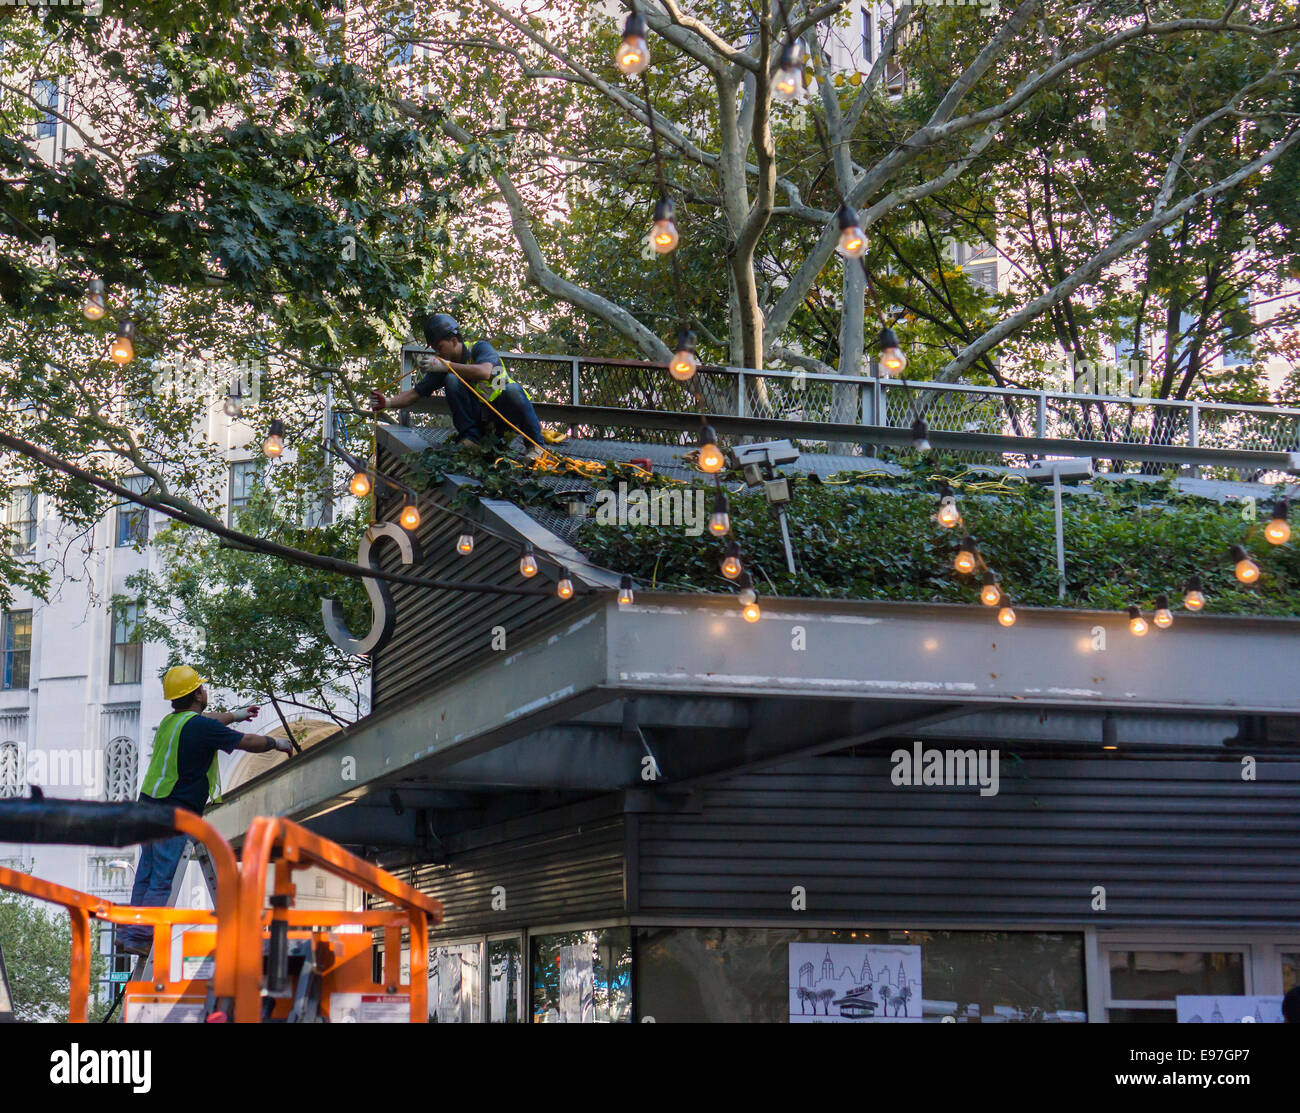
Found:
[124,995,206,1023]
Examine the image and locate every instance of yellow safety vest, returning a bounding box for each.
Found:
[465,342,514,403]
[139,711,222,806]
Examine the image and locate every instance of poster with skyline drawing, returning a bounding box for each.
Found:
[788,943,922,1022]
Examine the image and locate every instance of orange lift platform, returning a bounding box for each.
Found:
[0,798,442,1022]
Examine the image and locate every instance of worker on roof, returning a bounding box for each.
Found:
[119,665,290,955]
[369,311,545,460]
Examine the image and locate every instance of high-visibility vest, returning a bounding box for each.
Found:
[465,342,514,403]
[139,711,222,806]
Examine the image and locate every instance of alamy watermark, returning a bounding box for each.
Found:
[151,356,262,410]
[891,742,1000,797]
[2,0,104,13]
[1043,354,1154,397]
[591,482,707,537]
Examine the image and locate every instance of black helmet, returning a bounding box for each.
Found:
[422,312,460,346]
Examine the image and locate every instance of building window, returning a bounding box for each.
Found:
[1104,949,1246,1023]
[5,488,36,556]
[861,8,874,63]
[0,741,22,798]
[531,927,632,1023]
[109,603,143,686]
[229,460,262,520]
[387,8,415,67]
[32,78,58,140]
[1,611,31,690]
[429,940,483,1023]
[116,476,150,547]
[487,937,523,1023]
[105,736,138,802]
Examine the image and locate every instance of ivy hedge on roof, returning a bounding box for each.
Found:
[409,440,1300,617]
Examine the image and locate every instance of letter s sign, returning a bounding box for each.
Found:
[321,522,423,656]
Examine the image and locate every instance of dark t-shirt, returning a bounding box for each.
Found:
[141,714,244,815]
[413,339,504,397]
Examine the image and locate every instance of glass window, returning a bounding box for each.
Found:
[229,460,262,520]
[530,927,632,1023]
[0,741,22,799]
[1282,952,1300,993]
[33,78,58,140]
[486,937,523,1023]
[1,611,32,690]
[5,488,36,556]
[110,603,143,686]
[860,8,873,62]
[116,476,149,547]
[428,941,482,1023]
[1106,950,1245,1022]
[635,927,1086,1023]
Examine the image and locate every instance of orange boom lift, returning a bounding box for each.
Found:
[0,798,441,1022]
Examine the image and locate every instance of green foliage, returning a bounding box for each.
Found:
[0,889,106,1023]
[409,440,1300,615]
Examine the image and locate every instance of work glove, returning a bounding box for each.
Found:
[270,737,293,755]
[369,390,388,411]
[230,706,259,722]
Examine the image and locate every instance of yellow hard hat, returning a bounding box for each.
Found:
[162,665,206,701]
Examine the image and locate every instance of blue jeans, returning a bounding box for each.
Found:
[445,376,544,447]
[119,834,189,950]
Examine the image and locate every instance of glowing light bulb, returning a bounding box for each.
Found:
[262,418,285,458]
[773,42,802,102]
[669,327,697,381]
[109,320,135,365]
[83,278,105,321]
[399,500,420,531]
[649,198,678,254]
[721,542,742,580]
[1183,576,1205,611]
[1231,544,1259,584]
[836,204,866,258]
[980,574,1001,606]
[997,605,1016,627]
[556,573,574,600]
[1265,499,1291,544]
[954,544,977,575]
[456,532,474,555]
[1127,606,1148,636]
[349,471,371,498]
[742,601,761,623]
[519,547,538,578]
[616,13,650,75]
[708,489,730,536]
[697,425,725,474]
[618,575,634,606]
[1153,594,1173,629]
[877,326,907,375]
[937,495,961,528]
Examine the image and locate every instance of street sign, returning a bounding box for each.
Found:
[108,970,131,983]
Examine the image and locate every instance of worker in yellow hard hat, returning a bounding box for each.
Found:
[120,665,290,955]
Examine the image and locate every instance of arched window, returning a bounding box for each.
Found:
[104,737,137,802]
[0,741,22,799]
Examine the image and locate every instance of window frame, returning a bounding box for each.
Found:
[116,476,150,547]
[228,459,263,522]
[5,487,36,556]
[1,610,32,691]
[109,603,143,686]
[32,78,58,140]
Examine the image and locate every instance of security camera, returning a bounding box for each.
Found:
[733,440,800,468]
[1013,459,1094,484]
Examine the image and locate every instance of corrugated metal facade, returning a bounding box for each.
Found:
[370,441,579,712]
[635,753,1300,929]
[388,800,627,942]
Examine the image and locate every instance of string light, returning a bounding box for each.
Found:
[743,600,761,622]
[262,418,285,458]
[697,424,725,474]
[877,327,907,375]
[82,278,105,321]
[910,418,931,454]
[618,575,635,606]
[669,328,698,381]
[1231,544,1260,584]
[836,204,867,259]
[649,198,679,254]
[721,540,743,580]
[616,11,650,75]
[774,41,802,101]
[109,319,134,365]
[708,487,730,536]
[979,572,1001,606]
[456,531,475,556]
[556,569,575,600]
[1127,605,1148,636]
[954,538,977,575]
[1183,575,1205,611]
[519,544,539,578]
[349,470,371,498]
[1265,498,1291,545]
[738,572,757,606]
[997,603,1016,627]
[399,496,421,531]
[222,378,244,419]
[936,484,961,529]
[1153,593,1173,629]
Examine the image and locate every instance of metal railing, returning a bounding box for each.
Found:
[400,347,1300,477]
